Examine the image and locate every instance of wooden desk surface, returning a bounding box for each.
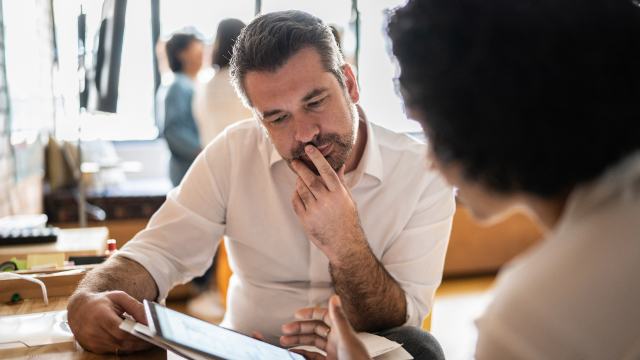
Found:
[0,297,165,359]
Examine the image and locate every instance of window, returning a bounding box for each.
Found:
[52,0,156,141]
[358,0,420,133]
[160,0,255,38]
[158,0,255,82]
[14,0,415,142]
[3,0,55,135]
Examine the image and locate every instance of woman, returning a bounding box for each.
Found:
[193,18,251,147]
[162,32,204,186]
[292,0,640,358]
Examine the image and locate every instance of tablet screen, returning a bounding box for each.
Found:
[149,302,304,360]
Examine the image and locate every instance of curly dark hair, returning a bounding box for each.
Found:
[388,0,640,197]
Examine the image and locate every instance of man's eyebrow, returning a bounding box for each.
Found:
[260,88,329,118]
[262,109,283,118]
[301,88,328,102]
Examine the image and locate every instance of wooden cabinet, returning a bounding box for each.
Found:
[444,202,543,277]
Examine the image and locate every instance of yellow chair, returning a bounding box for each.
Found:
[422,312,432,331]
[215,241,232,308]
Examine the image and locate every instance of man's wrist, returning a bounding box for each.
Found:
[327,233,373,268]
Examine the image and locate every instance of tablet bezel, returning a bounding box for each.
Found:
[143,299,161,336]
[143,300,304,360]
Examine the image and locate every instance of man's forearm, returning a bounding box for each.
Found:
[74,255,158,301]
[329,244,406,332]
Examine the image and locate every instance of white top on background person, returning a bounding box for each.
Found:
[193,67,251,145]
[193,18,251,146]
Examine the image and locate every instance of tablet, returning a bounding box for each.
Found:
[144,300,305,360]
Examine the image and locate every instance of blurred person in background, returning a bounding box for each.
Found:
[163,31,204,186]
[193,19,251,147]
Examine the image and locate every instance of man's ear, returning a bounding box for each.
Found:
[341,64,360,104]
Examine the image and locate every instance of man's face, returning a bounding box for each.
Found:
[244,47,359,174]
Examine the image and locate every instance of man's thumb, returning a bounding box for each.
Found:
[110,291,148,325]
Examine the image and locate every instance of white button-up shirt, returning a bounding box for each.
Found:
[119,116,455,344]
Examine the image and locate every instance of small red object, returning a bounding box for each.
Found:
[105,239,117,256]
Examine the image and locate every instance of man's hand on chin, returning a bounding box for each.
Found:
[290,144,369,264]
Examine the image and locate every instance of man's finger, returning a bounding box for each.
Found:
[294,307,330,326]
[101,310,148,349]
[118,338,153,353]
[290,348,326,360]
[296,177,316,208]
[78,330,121,354]
[282,320,330,337]
[292,191,306,214]
[304,145,341,191]
[108,291,147,325]
[292,160,329,197]
[280,334,328,350]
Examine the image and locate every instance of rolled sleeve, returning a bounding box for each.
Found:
[381,173,455,326]
[118,135,230,300]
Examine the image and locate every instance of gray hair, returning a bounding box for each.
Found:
[230,10,346,107]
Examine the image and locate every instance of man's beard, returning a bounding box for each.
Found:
[285,98,358,175]
[289,131,355,175]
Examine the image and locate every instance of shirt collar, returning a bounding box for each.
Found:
[268,105,384,185]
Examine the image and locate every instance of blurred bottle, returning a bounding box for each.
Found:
[105,239,118,256]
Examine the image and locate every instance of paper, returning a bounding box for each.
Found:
[0,310,73,350]
[292,332,413,360]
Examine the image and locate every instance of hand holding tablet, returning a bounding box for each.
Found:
[119,300,305,360]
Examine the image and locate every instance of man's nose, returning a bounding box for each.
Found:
[294,117,320,144]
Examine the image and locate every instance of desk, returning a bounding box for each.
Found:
[0,227,109,263]
[0,297,165,359]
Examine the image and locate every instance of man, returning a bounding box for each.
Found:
[67,10,454,358]
[295,0,640,359]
